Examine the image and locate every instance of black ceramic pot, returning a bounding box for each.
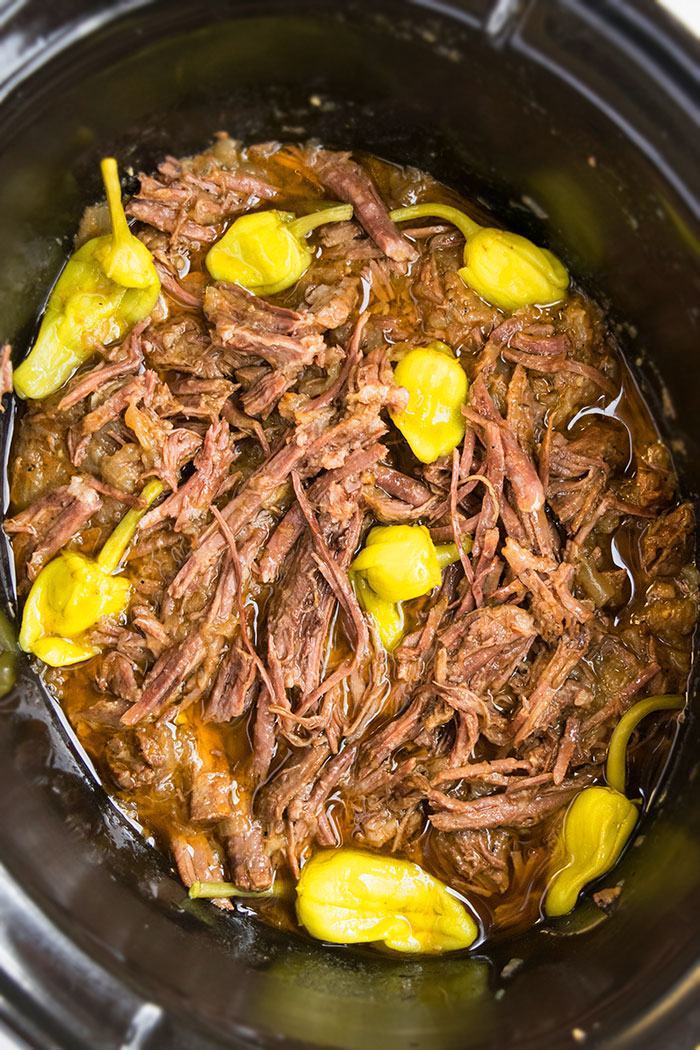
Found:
[0,2,699,1048]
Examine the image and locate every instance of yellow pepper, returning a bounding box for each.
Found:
[14,158,160,400]
[351,529,461,650]
[390,203,569,312]
[352,572,405,651]
[425,339,454,357]
[296,848,478,953]
[351,525,447,602]
[544,786,638,918]
[205,204,353,296]
[459,229,569,313]
[19,479,164,667]
[390,344,468,464]
[545,693,684,917]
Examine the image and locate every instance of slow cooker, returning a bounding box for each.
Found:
[0,2,698,1047]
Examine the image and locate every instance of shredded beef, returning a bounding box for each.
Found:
[203,282,327,417]
[7,138,695,947]
[304,277,360,330]
[429,781,582,831]
[5,474,103,582]
[58,328,145,411]
[307,149,418,263]
[0,345,12,408]
[641,503,694,577]
[171,832,233,910]
[204,283,324,370]
[140,419,235,533]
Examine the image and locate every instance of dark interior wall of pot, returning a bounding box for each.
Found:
[0,2,699,1049]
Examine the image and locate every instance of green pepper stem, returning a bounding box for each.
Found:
[435,540,471,569]
[101,157,132,248]
[389,203,482,242]
[287,204,353,239]
[606,694,684,794]
[188,880,279,899]
[96,478,165,574]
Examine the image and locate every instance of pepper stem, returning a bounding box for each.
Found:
[96,479,165,574]
[389,203,482,242]
[606,694,684,794]
[188,880,279,899]
[435,541,467,569]
[287,204,353,239]
[100,157,132,247]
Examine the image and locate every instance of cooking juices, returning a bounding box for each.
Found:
[5,139,696,952]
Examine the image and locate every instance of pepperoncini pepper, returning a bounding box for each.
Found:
[350,526,461,650]
[390,343,469,464]
[0,612,17,698]
[351,572,405,651]
[544,786,638,918]
[351,525,452,602]
[545,693,684,917]
[460,229,569,313]
[19,479,164,667]
[205,204,353,296]
[14,158,160,401]
[296,848,478,953]
[389,203,569,312]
